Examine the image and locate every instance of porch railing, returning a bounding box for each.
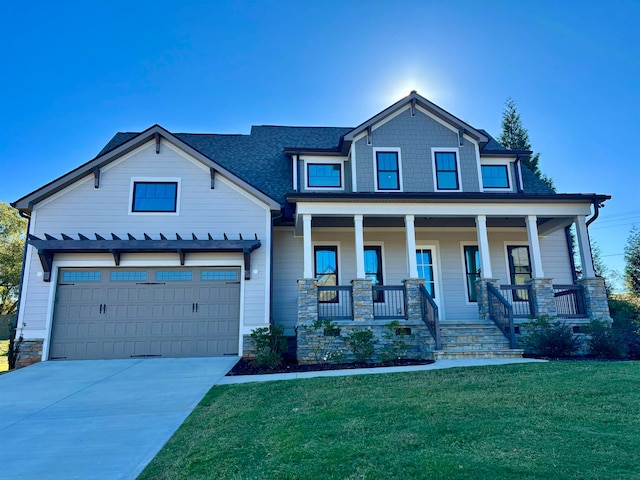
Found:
[372,285,406,320]
[553,284,587,318]
[499,284,534,317]
[317,285,353,321]
[419,284,441,350]
[487,283,517,349]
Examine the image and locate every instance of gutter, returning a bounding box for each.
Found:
[585,197,602,228]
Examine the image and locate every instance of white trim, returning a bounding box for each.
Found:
[373,147,403,192]
[431,147,463,192]
[128,177,182,216]
[354,215,365,278]
[415,105,459,136]
[292,155,298,191]
[312,241,342,284]
[303,214,313,278]
[525,215,545,278]
[300,156,347,191]
[295,201,592,217]
[416,242,445,320]
[476,215,493,279]
[460,241,480,305]
[263,212,272,327]
[405,215,418,278]
[350,144,358,192]
[480,158,514,192]
[369,104,412,133]
[474,142,483,191]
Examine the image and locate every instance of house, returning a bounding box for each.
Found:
[11,91,611,367]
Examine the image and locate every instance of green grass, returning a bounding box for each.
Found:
[0,340,8,372]
[139,362,640,480]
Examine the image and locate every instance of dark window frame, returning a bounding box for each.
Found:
[364,245,384,302]
[375,151,401,191]
[434,151,460,191]
[507,245,532,301]
[314,245,339,303]
[131,181,178,213]
[306,163,342,188]
[463,245,480,302]
[481,164,510,189]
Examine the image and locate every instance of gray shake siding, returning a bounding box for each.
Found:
[18,140,271,341]
[354,107,481,193]
[271,226,574,330]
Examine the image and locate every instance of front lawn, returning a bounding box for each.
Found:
[139,362,640,479]
[0,340,8,372]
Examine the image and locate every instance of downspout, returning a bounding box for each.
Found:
[585,197,600,228]
[269,210,283,326]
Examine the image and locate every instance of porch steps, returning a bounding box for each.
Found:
[434,322,523,360]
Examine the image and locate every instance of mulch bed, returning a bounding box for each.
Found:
[227,358,435,376]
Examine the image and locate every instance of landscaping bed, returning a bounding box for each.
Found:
[227,357,434,376]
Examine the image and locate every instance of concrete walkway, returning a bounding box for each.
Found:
[0,357,238,480]
[218,357,547,385]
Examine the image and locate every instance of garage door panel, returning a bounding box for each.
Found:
[51,267,241,360]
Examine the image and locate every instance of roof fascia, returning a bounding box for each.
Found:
[342,91,489,144]
[13,125,281,213]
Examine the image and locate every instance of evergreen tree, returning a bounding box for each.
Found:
[625,226,640,296]
[498,98,555,191]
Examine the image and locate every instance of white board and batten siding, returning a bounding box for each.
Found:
[17,139,273,358]
[271,227,576,329]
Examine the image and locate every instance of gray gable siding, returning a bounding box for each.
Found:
[354,108,481,193]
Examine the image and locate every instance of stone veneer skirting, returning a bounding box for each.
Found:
[14,339,44,369]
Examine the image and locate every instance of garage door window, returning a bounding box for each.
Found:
[62,271,101,282]
[156,271,192,281]
[202,270,238,281]
[111,271,147,281]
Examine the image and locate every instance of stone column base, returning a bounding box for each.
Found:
[527,278,557,318]
[15,338,44,369]
[578,277,612,322]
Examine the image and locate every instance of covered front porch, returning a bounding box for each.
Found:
[291,196,611,361]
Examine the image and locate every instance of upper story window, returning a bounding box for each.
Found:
[481,165,510,189]
[307,163,342,188]
[433,150,460,191]
[132,181,178,213]
[375,149,402,191]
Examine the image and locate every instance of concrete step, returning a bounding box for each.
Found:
[441,342,512,352]
[440,334,509,343]
[434,349,524,360]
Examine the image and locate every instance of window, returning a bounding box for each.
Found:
[110,271,147,281]
[315,246,338,302]
[463,246,480,302]
[307,163,341,188]
[481,165,510,188]
[132,182,178,212]
[507,246,532,301]
[62,271,101,282]
[364,246,383,302]
[201,270,238,281]
[156,271,192,281]
[375,151,400,190]
[416,249,436,298]
[434,151,460,190]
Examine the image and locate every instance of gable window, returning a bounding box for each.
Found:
[463,246,480,302]
[481,165,509,189]
[434,151,460,190]
[315,246,338,302]
[364,246,384,302]
[132,182,178,212]
[307,163,342,188]
[507,246,532,301]
[375,151,401,191]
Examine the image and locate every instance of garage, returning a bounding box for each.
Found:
[49,267,241,360]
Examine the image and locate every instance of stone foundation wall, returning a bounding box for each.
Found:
[296,320,435,365]
[14,338,44,369]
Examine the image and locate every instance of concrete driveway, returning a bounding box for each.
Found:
[0,357,238,480]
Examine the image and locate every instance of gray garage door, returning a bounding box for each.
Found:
[50,267,241,360]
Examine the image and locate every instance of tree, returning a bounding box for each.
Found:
[0,202,28,315]
[498,98,555,191]
[625,226,640,296]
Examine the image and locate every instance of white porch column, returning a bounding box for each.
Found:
[525,215,545,278]
[575,215,596,278]
[354,214,365,279]
[475,215,493,279]
[303,214,313,278]
[405,214,418,278]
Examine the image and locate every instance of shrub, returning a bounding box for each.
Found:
[609,295,640,359]
[585,319,628,359]
[343,329,377,363]
[523,316,581,358]
[249,324,287,370]
[299,319,345,364]
[380,320,414,361]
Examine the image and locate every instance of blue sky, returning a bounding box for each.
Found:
[1,0,638,289]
